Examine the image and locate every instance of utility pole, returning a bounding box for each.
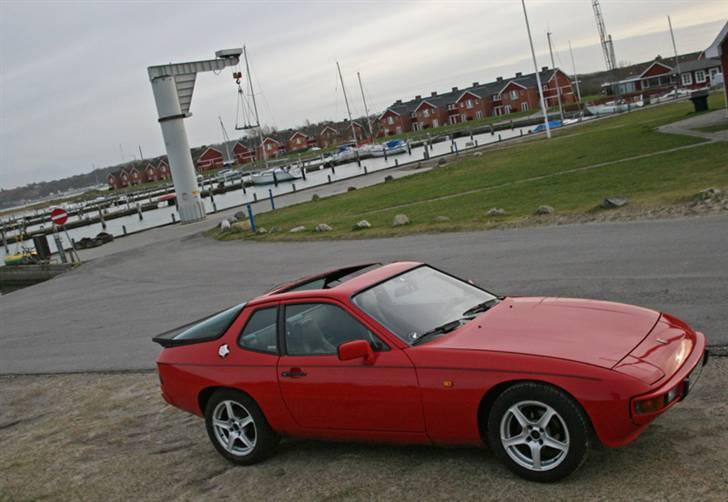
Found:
[668,16,682,91]
[337,61,358,146]
[547,31,565,122]
[244,46,268,169]
[357,72,374,142]
[521,0,550,139]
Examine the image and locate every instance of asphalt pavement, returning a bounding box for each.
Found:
[1,214,727,374]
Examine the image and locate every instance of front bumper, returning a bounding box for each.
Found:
[630,331,708,425]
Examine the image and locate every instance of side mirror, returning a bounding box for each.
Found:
[337,340,376,365]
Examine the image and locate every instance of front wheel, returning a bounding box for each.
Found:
[487,383,590,482]
[204,389,278,465]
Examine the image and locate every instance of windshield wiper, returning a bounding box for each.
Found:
[462,299,499,317]
[411,320,462,346]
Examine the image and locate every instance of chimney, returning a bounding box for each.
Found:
[496,76,503,82]
[541,66,548,72]
[431,91,437,97]
[451,86,458,92]
[415,95,421,100]
[472,82,479,87]
[395,99,402,104]
[515,71,522,78]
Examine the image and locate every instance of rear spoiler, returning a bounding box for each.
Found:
[152,303,246,348]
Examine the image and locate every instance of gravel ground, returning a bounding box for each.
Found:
[1,357,726,501]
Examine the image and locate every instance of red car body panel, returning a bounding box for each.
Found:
[156,262,707,451]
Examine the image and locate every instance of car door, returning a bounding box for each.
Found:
[277,299,425,433]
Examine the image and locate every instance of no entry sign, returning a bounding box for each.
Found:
[50,207,68,226]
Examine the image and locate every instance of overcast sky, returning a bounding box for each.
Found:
[1,0,726,189]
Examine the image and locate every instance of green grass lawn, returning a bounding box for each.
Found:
[210,94,728,241]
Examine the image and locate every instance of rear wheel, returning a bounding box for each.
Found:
[487,383,590,482]
[204,389,278,465]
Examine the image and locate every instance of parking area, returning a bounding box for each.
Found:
[1,356,726,501]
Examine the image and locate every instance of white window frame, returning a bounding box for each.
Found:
[695,70,706,84]
[475,111,483,120]
[510,90,519,100]
[521,102,529,112]
[466,99,474,109]
[432,119,439,128]
[422,109,430,118]
[387,116,394,125]
[681,72,693,86]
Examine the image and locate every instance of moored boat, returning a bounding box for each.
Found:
[251,167,300,185]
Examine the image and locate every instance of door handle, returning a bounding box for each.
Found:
[281,368,307,378]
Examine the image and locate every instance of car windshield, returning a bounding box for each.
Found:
[352,266,496,345]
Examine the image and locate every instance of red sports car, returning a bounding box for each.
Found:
[154,262,708,482]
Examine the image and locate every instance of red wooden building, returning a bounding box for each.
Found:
[196,147,225,171]
[287,131,311,152]
[257,137,284,159]
[232,142,255,164]
[705,21,728,113]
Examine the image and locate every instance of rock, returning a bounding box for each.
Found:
[219,220,231,231]
[315,223,333,232]
[437,158,447,166]
[697,187,722,200]
[474,152,483,157]
[233,210,246,221]
[231,221,250,233]
[353,220,372,230]
[384,175,394,183]
[535,205,554,215]
[432,216,450,222]
[270,226,282,233]
[601,197,628,209]
[486,208,506,217]
[256,227,268,235]
[392,214,411,227]
[312,194,320,201]
[289,226,306,233]
[347,186,357,192]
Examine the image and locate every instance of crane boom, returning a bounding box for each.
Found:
[592,0,616,71]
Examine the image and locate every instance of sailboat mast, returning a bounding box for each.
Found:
[244,46,268,169]
[547,31,565,123]
[336,61,358,145]
[667,16,682,90]
[357,72,374,142]
[218,116,232,163]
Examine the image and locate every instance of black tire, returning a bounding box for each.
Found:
[487,382,590,482]
[204,389,279,465]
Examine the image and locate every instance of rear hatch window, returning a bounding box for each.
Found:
[153,303,245,347]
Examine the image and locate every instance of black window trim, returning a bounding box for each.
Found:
[236,304,281,356]
[281,299,390,357]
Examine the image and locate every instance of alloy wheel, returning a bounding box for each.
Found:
[212,400,257,456]
[499,400,570,472]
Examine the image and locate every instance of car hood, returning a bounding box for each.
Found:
[428,297,660,368]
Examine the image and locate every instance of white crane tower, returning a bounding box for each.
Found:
[147,49,242,223]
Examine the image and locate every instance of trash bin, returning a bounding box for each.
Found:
[32,235,51,260]
[689,90,709,112]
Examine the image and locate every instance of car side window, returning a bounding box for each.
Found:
[238,307,278,354]
[284,303,388,356]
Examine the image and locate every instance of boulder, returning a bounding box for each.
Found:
[270,226,282,233]
[312,194,320,202]
[219,219,231,232]
[353,220,372,230]
[535,205,554,215]
[289,226,306,233]
[697,187,722,200]
[486,208,506,217]
[392,214,411,227]
[233,210,247,221]
[437,158,447,167]
[432,216,450,222]
[315,223,333,232]
[473,152,483,157]
[256,227,268,235]
[601,197,628,209]
[231,221,251,233]
[347,186,357,192]
[384,175,394,183]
